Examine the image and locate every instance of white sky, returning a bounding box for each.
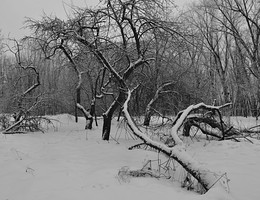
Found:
[0,0,191,40]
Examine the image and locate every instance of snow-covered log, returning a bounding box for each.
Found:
[122,89,228,193]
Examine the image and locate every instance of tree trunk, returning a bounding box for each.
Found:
[117,108,122,121]
[75,104,78,123]
[85,116,93,129]
[220,76,230,104]
[102,114,112,140]
[75,87,81,123]
[143,109,152,126]
[102,91,126,140]
[90,98,98,127]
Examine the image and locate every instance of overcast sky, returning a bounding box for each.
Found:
[0,0,191,40]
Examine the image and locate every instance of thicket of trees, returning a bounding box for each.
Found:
[0,0,259,130]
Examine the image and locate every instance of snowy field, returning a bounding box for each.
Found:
[0,114,260,200]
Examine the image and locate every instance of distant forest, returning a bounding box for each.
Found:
[0,0,259,119]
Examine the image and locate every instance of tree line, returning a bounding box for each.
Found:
[0,0,259,134]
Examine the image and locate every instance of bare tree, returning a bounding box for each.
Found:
[2,39,45,133]
[208,0,260,115]
[187,2,232,105]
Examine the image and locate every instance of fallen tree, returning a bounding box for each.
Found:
[1,115,52,134]
[183,115,240,140]
[122,89,230,194]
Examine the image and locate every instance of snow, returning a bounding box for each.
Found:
[0,114,259,200]
[188,139,260,200]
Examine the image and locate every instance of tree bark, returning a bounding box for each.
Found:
[102,91,126,140]
[102,114,112,140]
[143,109,152,126]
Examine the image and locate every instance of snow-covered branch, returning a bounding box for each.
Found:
[76,103,92,118]
[172,102,232,127]
[123,89,228,193]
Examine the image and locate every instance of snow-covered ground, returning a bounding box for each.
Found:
[0,114,259,200]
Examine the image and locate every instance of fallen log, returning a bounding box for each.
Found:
[122,89,229,193]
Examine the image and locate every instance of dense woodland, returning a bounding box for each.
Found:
[0,0,259,129]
